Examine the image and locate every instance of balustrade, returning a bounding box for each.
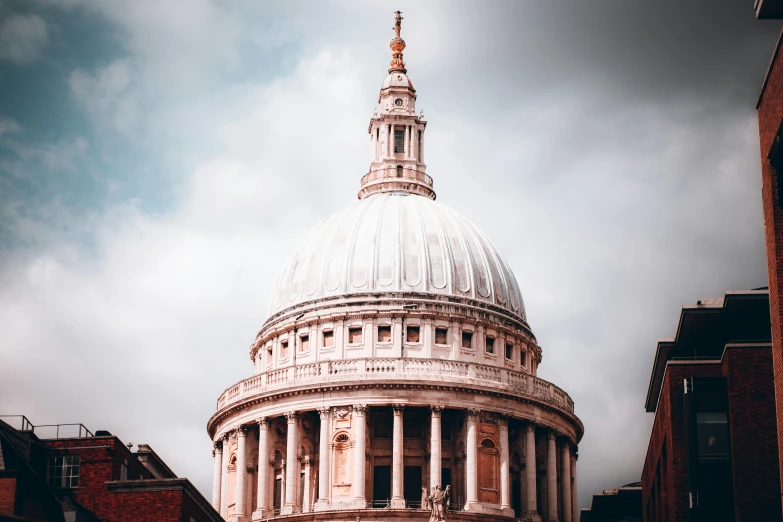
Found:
[215,358,575,415]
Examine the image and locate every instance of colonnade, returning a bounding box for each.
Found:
[211,406,577,521]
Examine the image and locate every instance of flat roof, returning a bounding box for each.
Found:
[644,289,770,412]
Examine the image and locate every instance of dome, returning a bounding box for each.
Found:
[267,192,526,321]
[381,71,415,90]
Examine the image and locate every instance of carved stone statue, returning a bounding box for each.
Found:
[425,484,449,522]
[394,10,403,38]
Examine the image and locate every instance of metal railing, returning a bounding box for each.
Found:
[0,415,34,431]
[216,358,575,415]
[33,423,94,439]
[0,417,94,439]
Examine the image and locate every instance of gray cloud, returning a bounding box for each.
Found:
[0,13,48,65]
[0,0,779,513]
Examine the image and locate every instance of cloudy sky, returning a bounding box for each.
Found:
[0,0,780,511]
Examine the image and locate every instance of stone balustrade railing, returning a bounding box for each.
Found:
[216,358,575,414]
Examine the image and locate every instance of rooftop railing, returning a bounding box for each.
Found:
[216,358,575,415]
[0,416,94,439]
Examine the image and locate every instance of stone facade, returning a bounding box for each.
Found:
[207,14,583,522]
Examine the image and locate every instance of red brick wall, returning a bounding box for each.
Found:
[642,347,782,522]
[757,30,783,511]
[0,477,16,515]
[642,363,722,522]
[101,489,184,522]
[723,346,782,520]
[43,437,155,520]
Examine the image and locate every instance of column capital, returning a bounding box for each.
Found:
[466,408,480,417]
[547,429,557,440]
[353,404,368,416]
[222,430,232,442]
[430,405,444,416]
[285,411,298,423]
[317,407,331,419]
[392,403,406,414]
[214,440,223,451]
[526,420,537,431]
[239,425,249,435]
[257,417,268,429]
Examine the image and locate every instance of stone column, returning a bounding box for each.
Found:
[561,441,572,522]
[499,416,511,511]
[391,404,406,508]
[221,433,230,517]
[430,406,443,490]
[546,431,558,522]
[524,423,538,519]
[571,449,578,519]
[464,409,479,510]
[412,125,419,163]
[387,124,392,158]
[353,405,368,508]
[236,426,249,517]
[315,408,330,510]
[283,412,298,514]
[353,404,367,509]
[404,124,409,157]
[303,456,312,512]
[256,418,269,516]
[212,441,223,510]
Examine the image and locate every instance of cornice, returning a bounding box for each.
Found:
[206,379,583,442]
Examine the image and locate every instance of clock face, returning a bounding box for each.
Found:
[395,98,403,106]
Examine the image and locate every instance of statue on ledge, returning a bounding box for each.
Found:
[425,484,450,522]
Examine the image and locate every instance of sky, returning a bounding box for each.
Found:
[0,0,780,513]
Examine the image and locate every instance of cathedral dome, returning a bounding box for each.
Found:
[267,191,527,323]
[381,71,415,91]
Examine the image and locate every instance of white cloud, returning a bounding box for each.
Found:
[0,117,23,139]
[0,14,48,65]
[69,60,138,133]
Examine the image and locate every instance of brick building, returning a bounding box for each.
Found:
[0,416,221,522]
[580,482,641,522]
[756,1,783,515]
[641,289,780,522]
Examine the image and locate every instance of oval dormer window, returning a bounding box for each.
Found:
[395,98,403,106]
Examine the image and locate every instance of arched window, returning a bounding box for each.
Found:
[481,439,496,448]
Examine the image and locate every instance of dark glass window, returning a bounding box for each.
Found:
[520,351,527,367]
[48,455,80,488]
[300,335,309,352]
[462,332,473,349]
[348,327,363,344]
[485,337,495,354]
[394,130,405,152]
[435,328,448,345]
[378,326,392,343]
[280,340,288,357]
[406,326,420,343]
[323,330,334,348]
[697,411,730,457]
[505,343,513,360]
